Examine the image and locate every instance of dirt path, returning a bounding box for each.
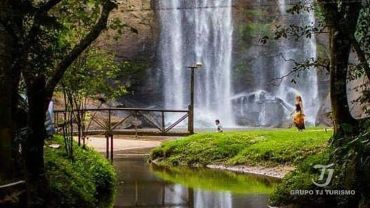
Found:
[84,135,174,153]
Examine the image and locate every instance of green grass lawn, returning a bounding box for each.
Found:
[150,128,332,167]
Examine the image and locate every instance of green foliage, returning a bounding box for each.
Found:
[56,0,115,51]
[355,2,370,60]
[271,129,370,207]
[269,151,332,206]
[60,47,127,100]
[150,128,332,167]
[118,60,149,94]
[239,22,272,41]
[152,165,278,194]
[45,135,116,208]
[22,1,117,77]
[331,130,370,206]
[238,8,273,44]
[352,2,370,115]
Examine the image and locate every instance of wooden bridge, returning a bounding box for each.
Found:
[53,107,194,161]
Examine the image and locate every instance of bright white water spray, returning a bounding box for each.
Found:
[158,0,234,127]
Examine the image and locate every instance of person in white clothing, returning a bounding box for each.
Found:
[215,119,223,133]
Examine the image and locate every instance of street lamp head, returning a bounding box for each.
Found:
[188,62,203,69]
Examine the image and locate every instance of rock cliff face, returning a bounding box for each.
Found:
[99,0,158,61]
[98,0,162,106]
[232,0,279,93]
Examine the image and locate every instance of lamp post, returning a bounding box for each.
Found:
[187,62,202,134]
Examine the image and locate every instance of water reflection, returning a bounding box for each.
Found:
[114,157,277,208]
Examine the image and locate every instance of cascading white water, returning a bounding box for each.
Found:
[230,0,320,127]
[158,0,184,109]
[158,0,320,127]
[276,0,319,124]
[158,0,234,127]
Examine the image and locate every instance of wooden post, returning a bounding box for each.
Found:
[77,122,81,146]
[105,134,109,159]
[107,109,113,161]
[110,135,113,162]
[190,67,195,112]
[161,111,165,133]
[188,66,195,134]
[108,108,111,131]
[188,105,193,134]
[82,135,86,148]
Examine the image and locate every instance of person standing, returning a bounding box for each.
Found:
[293,95,305,131]
[215,119,223,132]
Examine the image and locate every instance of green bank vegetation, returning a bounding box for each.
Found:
[269,151,331,206]
[45,136,116,208]
[150,128,332,167]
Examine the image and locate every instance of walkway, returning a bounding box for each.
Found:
[84,135,172,154]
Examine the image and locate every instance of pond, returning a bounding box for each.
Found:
[114,156,278,208]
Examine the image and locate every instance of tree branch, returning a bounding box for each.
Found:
[22,0,62,55]
[316,0,340,27]
[46,0,117,96]
[269,53,329,86]
[351,36,370,81]
[38,0,62,13]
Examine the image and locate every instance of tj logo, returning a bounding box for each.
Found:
[312,164,334,187]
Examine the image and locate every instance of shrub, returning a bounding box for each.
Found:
[45,135,116,208]
[269,151,333,207]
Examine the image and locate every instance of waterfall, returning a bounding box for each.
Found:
[157,0,320,127]
[276,0,319,124]
[158,0,234,127]
[230,0,320,127]
[158,0,184,109]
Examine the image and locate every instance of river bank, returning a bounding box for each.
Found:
[85,129,331,179]
[45,136,116,208]
[206,164,295,179]
[82,129,332,207]
[150,128,332,169]
[85,134,293,179]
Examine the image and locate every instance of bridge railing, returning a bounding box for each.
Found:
[53,107,193,137]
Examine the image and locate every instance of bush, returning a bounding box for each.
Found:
[269,151,334,207]
[45,135,116,208]
[270,129,370,207]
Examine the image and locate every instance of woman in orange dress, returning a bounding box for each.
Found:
[293,95,305,131]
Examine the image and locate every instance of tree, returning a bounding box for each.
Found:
[317,0,362,141]
[0,0,118,206]
[265,0,367,139]
[58,47,126,149]
[0,1,18,180]
[267,1,370,206]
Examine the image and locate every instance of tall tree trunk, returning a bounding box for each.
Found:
[329,29,359,139]
[25,78,49,207]
[327,3,361,142]
[0,0,16,180]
